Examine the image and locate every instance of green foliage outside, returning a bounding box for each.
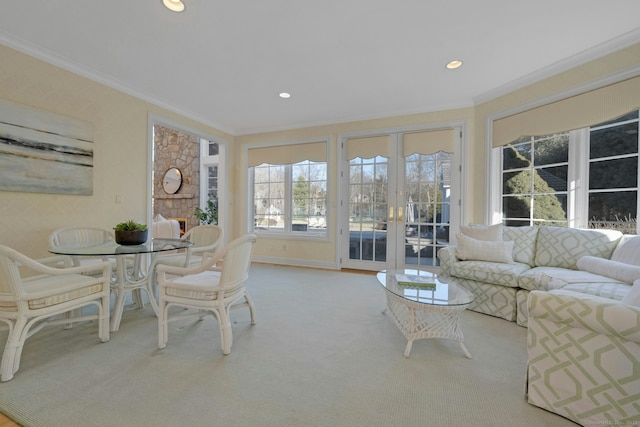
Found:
[503,145,567,223]
[293,175,309,215]
[195,197,218,225]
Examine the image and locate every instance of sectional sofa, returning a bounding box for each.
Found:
[437,224,640,425]
[438,224,636,326]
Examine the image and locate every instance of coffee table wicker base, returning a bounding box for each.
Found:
[383,290,472,358]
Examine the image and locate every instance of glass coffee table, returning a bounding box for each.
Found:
[377,269,474,358]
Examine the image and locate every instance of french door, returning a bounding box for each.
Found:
[340,128,461,272]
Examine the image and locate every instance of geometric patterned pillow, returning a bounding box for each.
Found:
[503,226,538,266]
[534,226,622,269]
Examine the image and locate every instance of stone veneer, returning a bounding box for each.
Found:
[153,125,200,233]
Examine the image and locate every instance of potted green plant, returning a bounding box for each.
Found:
[195,197,218,225]
[114,220,148,245]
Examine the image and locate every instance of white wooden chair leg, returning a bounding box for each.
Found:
[216,308,232,355]
[244,292,256,325]
[158,301,167,349]
[1,317,27,382]
[99,297,110,343]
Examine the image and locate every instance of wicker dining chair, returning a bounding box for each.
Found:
[0,244,111,382]
[147,224,223,296]
[49,227,118,273]
[152,225,223,269]
[156,234,256,354]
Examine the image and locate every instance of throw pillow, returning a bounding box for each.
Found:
[460,223,503,241]
[622,279,640,307]
[576,255,640,285]
[611,235,640,265]
[455,233,514,263]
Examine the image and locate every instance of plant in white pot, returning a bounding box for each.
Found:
[114,220,148,245]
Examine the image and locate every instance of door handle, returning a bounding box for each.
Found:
[389,206,394,222]
[398,206,404,223]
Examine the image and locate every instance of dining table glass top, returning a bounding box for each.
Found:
[50,238,193,256]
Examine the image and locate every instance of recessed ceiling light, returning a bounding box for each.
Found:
[163,0,185,12]
[279,92,291,99]
[446,60,463,70]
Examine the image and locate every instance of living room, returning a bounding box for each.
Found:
[1,2,640,426]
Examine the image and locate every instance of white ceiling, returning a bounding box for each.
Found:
[1,1,640,136]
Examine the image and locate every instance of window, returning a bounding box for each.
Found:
[588,111,638,233]
[200,139,221,211]
[252,161,327,235]
[499,111,639,233]
[248,139,328,236]
[502,133,569,227]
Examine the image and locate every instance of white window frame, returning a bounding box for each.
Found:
[489,113,640,233]
[245,138,330,240]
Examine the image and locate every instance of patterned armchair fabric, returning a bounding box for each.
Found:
[527,290,640,425]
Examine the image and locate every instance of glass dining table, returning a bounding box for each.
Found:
[50,238,193,332]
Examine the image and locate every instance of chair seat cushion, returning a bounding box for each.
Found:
[0,274,105,311]
[166,271,222,300]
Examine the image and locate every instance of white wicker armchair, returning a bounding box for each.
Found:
[152,225,223,269]
[156,234,256,354]
[0,244,111,382]
[147,225,223,295]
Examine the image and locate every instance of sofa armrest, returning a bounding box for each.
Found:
[528,290,640,342]
[437,246,458,275]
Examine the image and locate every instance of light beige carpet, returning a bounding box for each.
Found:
[0,264,577,427]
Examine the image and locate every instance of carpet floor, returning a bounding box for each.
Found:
[0,264,577,426]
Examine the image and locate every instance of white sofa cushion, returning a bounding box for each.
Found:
[561,282,631,301]
[534,226,622,270]
[611,235,640,265]
[577,255,640,285]
[449,260,530,288]
[455,233,514,264]
[152,218,181,239]
[622,279,640,307]
[519,266,621,292]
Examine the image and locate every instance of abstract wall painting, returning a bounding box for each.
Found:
[0,99,94,195]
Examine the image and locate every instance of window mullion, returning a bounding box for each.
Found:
[285,164,293,232]
[569,129,588,228]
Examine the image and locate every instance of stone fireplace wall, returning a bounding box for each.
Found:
[153,125,200,233]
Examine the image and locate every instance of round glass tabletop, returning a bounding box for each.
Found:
[50,238,193,256]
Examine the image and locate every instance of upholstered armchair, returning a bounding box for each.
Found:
[526,289,640,425]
